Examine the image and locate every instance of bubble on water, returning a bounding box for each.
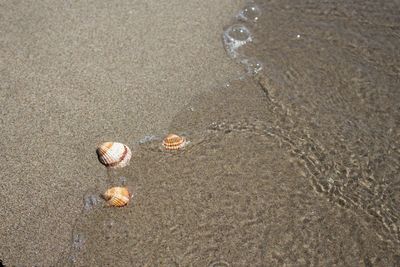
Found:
[209,260,230,267]
[237,4,261,22]
[83,194,101,211]
[72,233,85,251]
[223,24,252,58]
[240,58,263,75]
[138,134,159,144]
[66,233,85,264]
[119,176,127,186]
[68,255,77,264]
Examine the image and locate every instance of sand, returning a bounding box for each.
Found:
[59,78,399,266]
[1,0,400,265]
[0,1,244,265]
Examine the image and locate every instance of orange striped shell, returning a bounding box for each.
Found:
[162,134,186,150]
[96,142,132,169]
[102,187,130,207]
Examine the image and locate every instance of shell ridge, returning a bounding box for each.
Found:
[162,134,186,150]
[103,187,130,207]
[96,142,132,169]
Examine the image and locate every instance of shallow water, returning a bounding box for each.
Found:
[48,0,400,265]
[244,0,400,245]
[61,79,399,266]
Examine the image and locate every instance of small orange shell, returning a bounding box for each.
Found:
[162,134,186,150]
[96,142,132,169]
[102,187,130,207]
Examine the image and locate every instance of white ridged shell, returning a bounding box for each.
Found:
[96,142,132,169]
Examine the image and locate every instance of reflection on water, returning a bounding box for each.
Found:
[59,0,399,265]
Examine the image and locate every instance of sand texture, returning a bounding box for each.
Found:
[0,0,244,265]
[1,0,400,265]
[59,79,399,266]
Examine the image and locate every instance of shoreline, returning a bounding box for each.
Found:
[1,0,399,265]
[61,76,399,265]
[0,1,245,265]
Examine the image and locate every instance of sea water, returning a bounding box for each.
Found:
[59,1,400,265]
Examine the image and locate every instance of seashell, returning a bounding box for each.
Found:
[102,187,131,207]
[96,142,132,169]
[162,134,186,150]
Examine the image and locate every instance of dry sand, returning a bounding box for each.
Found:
[0,0,245,265]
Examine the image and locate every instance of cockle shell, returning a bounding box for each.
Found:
[96,142,132,169]
[162,134,186,150]
[102,187,131,207]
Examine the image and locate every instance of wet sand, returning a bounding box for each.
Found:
[1,0,400,266]
[60,79,399,266]
[0,0,245,265]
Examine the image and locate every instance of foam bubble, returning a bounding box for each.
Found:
[83,194,101,211]
[237,4,261,22]
[223,24,252,58]
[138,134,159,144]
[66,233,85,264]
[72,233,85,250]
[240,58,263,75]
[119,176,127,186]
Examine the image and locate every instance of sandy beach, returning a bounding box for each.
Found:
[59,77,399,266]
[0,1,244,265]
[1,0,400,266]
